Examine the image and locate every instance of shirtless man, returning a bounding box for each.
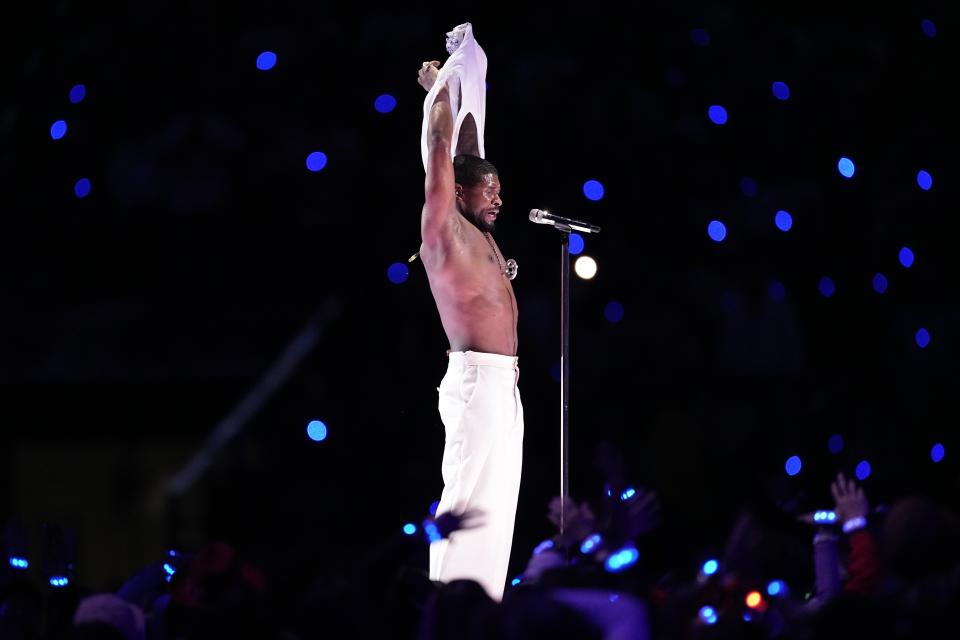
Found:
[418,59,523,601]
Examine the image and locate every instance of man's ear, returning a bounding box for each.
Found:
[454,183,464,199]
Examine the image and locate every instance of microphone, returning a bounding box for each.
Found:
[529,209,601,234]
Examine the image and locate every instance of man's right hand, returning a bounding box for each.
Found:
[418,60,441,92]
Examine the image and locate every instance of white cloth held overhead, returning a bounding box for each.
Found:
[421,22,487,171]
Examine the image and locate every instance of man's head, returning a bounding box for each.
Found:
[453,154,501,233]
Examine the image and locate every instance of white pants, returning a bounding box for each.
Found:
[429,350,524,601]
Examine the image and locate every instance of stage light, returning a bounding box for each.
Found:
[915,328,930,349]
[569,233,584,255]
[583,179,605,201]
[306,420,328,442]
[74,178,91,199]
[690,28,710,46]
[872,273,888,294]
[50,120,67,140]
[374,94,397,113]
[921,19,937,38]
[708,105,728,125]
[917,170,933,191]
[931,443,945,463]
[387,262,409,284]
[699,606,718,625]
[707,220,726,242]
[775,210,793,232]
[898,246,914,268]
[306,151,327,172]
[9,557,28,570]
[785,455,802,476]
[702,559,719,576]
[768,280,785,302]
[574,256,597,280]
[604,301,624,324]
[855,460,871,480]
[837,157,855,178]
[256,51,277,71]
[772,81,791,100]
[69,84,86,104]
[745,591,763,608]
[403,523,417,535]
[739,176,758,197]
[604,545,639,573]
[818,276,835,298]
[828,434,844,454]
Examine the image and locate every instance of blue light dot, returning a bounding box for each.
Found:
[74,178,91,199]
[583,179,605,201]
[872,272,888,294]
[699,606,718,624]
[9,557,29,570]
[387,262,409,284]
[921,19,937,38]
[620,487,636,501]
[256,51,277,71]
[828,434,844,454]
[690,28,711,46]
[569,232,585,255]
[818,276,835,298]
[511,577,522,586]
[306,419,328,442]
[855,460,871,481]
[785,455,802,476]
[739,176,759,197]
[915,327,930,349]
[771,81,791,101]
[604,301,625,324]
[930,443,945,463]
[837,157,856,178]
[50,120,67,140]
[707,220,727,242]
[306,151,328,172]
[898,247,914,268]
[702,559,719,576]
[429,500,440,516]
[69,84,86,104]
[707,105,728,125]
[768,280,786,303]
[374,93,397,113]
[402,523,417,535]
[774,210,793,232]
[916,170,933,191]
[604,546,639,573]
[767,580,785,596]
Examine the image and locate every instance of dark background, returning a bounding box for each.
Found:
[2,2,956,596]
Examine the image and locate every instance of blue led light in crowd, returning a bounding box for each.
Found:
[708,105,728,125]
[402,523,417,535]
[511,577,522,586]
[931,443,945,463]
[774,210,793,231]
[533,539,555,555]
[69,84,87,104]
[837,157,855,178]
[163,563,176,578]
[828,433,844,454]
[306,151,328,172]
[771,81,791,100]
[916,170,933,191]
[915,328,930,349]
[620,487,636,501]
[9,557,29,570]
[423,520,441,543]
[168,550,178,557]
[818,276,835,298]
[898,247,914,268]
[568,232,584,255]
[429,500,440,516]
[702,559,719,576]
[814,510,837,523]
[50,120,67,140]
[306,420,328,442]
[707,220,726,242]
[604,545,639,573]
[580,534,602,554]
[739,176,758,197]
[690,28,710,46]
[583,179,605,201]
[785,455,802,476]
[872,272,888,294]
[74,178,91,199]
[767,580,786,596]
[604,301,625,324]
[374,94,397,113]
[387,262,409,284]
[50,576,69,588]
[256,51,277,70]
[699,606,718,625]
[768,280,786,303]
[855,460,871,480]
[921,19,937,38]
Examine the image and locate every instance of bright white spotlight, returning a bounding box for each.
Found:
[574,256,597,280]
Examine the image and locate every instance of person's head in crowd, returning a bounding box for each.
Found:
[879,495,960,583]
[71,593,144,640]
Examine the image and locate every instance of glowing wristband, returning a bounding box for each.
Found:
[842,517,866,534]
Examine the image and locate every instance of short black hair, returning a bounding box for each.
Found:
[453,154,498,187]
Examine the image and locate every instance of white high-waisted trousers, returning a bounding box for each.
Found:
[429,350,524,601]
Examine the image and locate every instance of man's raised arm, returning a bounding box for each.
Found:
[419,61,456,245]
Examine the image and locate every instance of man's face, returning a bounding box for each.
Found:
[457,173,502,233]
